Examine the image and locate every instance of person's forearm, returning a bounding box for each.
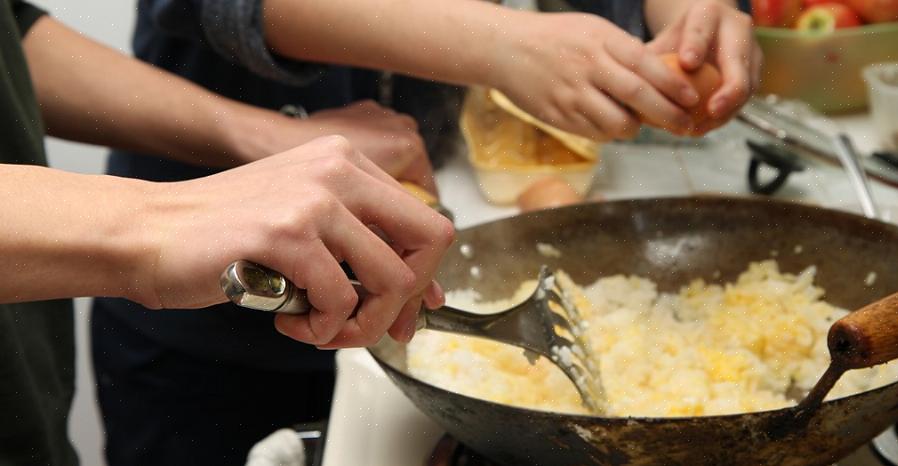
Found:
[0,164,156,304]
[21,16,289,168]
[263,0,525,87]
[645,0,738,34]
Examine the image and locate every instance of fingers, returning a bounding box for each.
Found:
[270,139,447,347]
[643,2,755,133]
[349,180,452,305]
[604,37,699,109]
[677,3,720,70]
[422,280,444,309]
[345,155,453,253]
[341,168,450,301]
[318,296,421,349]
[323,280,438,348]
[595,53,692,134]
[708,14,755,119]
[540,104,608,142]
[315,159,451,347]
[320,206,418,347]
[223,137,449,349]
[382,283,433,346]
[338,158,453,346]
[387,295,423,343]
[273,240,359,344]
[573,88,639,140]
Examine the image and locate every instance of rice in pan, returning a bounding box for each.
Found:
[407,260,898,417]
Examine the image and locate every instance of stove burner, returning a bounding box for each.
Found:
[427,435,499,466]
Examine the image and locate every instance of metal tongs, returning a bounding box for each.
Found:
[737,98,883,219]
[220,260,607,413]
[832,134,879,219]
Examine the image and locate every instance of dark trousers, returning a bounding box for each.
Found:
[92,312,334,466]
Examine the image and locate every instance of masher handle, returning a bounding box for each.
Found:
[220,260,365,315]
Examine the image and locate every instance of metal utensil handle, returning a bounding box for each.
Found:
[833,133,880,219]
[220,260,364,315]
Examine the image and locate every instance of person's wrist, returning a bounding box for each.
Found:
[217,100,288,166]
[90,175,167,307]
[471,7,537,91]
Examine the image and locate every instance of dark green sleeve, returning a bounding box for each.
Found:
[11,1,47,37]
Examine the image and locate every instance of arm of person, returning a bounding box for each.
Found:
[21,16,434,190]
[0,137,453,347]
[261,0,702,139]
[22,16,279,168]
[644,0,761,127]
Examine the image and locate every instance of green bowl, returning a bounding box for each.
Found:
[755,22,898,114]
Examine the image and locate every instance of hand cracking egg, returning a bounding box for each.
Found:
[655,53,723,136]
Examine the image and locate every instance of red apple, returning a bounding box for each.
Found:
[803,0,844,6]
[796,3,863,31]
[843,0,898,23]
[752,0,804,26]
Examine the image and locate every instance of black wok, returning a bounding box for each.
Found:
[368,196,898,466]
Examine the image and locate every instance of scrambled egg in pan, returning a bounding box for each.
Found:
[408,261,898,417]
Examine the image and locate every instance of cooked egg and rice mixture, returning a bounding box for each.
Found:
[407,260,898,417]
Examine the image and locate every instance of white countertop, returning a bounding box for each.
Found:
[321,115,898,466]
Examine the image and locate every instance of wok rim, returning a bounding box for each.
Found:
[369,195,898,423]
[482,194,898,235]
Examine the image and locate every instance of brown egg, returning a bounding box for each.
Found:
[517,176,584,212]
[657,53,723,135]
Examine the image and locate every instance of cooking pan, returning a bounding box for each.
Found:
[367,196,898,466]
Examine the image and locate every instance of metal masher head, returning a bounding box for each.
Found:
[529,267,607,413]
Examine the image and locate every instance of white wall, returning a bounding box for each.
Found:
[29,2,138,465]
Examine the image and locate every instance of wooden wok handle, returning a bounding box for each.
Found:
[828,292,898,370]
